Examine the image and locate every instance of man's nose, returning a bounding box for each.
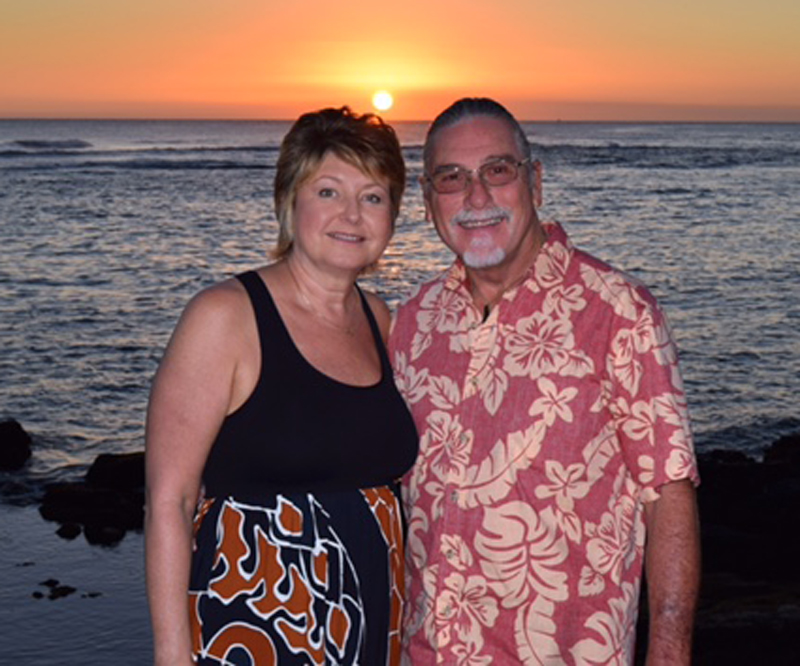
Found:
[465,174,492,208]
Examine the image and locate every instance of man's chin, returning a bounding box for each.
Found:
[462,248,507,269]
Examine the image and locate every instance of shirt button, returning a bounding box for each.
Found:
[450,490,458,502]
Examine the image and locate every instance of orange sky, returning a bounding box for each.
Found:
[1,0,798,121]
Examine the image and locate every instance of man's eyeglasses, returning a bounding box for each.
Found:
[425,157,530,194]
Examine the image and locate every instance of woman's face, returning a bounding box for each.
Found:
[291,153,393,274]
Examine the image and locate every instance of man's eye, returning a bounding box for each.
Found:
[437,171,462,184]
[486,162,512,177]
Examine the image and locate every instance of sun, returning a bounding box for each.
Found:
[371,90,394,112]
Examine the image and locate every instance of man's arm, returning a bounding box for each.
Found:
[643,479,701,665]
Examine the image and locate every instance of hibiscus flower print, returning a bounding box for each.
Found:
[435,573,499,644]
[422,410,474,484]
[503,312,575,379]
[584,494,637,586]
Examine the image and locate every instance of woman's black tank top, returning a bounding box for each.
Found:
[202,270,418,499]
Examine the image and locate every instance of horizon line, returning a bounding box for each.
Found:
[2,116,800,125]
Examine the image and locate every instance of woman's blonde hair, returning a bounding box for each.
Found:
[273,106,406,259]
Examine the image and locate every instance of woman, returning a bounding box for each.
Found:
[145,107,418,665]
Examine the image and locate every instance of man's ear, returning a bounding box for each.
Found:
[532,160,543,208]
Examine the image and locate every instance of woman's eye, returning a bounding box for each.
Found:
[364,192,383,204]
[318,187,336,198]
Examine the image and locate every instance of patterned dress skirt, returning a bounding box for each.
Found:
[188,486,404,665]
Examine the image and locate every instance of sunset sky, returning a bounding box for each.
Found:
[1,0,798,122]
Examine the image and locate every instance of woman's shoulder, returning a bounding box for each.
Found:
[176,273,260,342]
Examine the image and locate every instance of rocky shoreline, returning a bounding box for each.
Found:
[2,419,800,662]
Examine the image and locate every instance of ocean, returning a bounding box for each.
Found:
[0,118,799,663]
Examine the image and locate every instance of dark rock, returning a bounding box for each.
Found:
[700,448,755,465]
[84,523,126,547]
[682,431,800,664]
[56,522,82,540]
[0,419,32,470]
[49,584,77,600]
[39,482,144,531]
[764,432,800,467]
[86,451,144,490]
[37,451,146,545]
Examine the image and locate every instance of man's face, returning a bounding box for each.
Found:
[424,116,541,272]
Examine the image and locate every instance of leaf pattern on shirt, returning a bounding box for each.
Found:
[580,263,643,322]
[610,328,644,395]
[514,596,563,665]
[667,440,698,481]
[392,351,429,405]
[475,502,569,607]
[569,582,638,666]
[582,423,619,486]
[460,421,546,509]
[531,237,570,291]
[612,397,659,446]
[428,373,461,411]
[479,366,510,416]
[440,534,474,571]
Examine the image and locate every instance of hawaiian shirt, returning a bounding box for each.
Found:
[389,221,699,665]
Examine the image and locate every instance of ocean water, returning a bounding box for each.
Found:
[1,119,799,492]
[0,119,799,663]
[1,120,799,494]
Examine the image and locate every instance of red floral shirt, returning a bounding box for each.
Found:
[389,221,698,665]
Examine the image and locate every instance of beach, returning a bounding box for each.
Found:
[1,119,799,663]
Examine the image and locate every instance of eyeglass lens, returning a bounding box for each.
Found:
[431,159,521,193]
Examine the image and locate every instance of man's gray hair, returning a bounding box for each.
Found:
[423,98,532,170]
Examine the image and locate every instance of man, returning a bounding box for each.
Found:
[389,98,700,665]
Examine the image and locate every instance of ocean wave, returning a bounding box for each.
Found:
[533,142,800,169]
[0,142,279,169]
[11,139,93,150]
[3,158,272,171]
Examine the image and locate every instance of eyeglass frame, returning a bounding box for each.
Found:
[423,156,532,194]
